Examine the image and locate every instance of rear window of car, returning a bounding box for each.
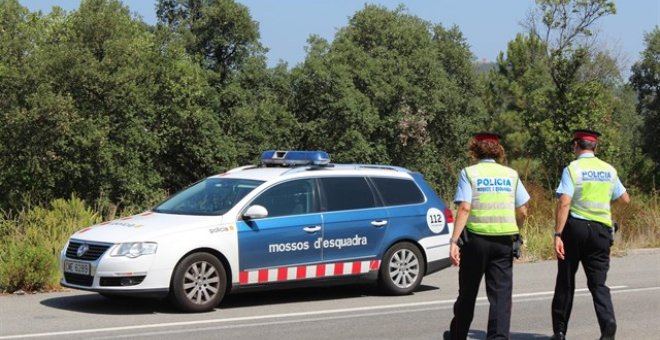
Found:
[320,177,377,211]
[371,177,425,206]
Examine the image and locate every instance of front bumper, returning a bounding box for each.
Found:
[59,242,172,296]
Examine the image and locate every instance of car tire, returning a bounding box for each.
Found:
[170,252,227,312]
[378,242,425,295]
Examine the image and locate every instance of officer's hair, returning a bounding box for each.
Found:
[468,139,506,163]
[575,139,597,151]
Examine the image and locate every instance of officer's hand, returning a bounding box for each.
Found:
[450,243,460,266]
[554,237,565,260]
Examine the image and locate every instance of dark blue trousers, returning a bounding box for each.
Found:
[551,216,616,336]
[449,232,514,340]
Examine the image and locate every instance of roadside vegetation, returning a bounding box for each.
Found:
[0,0,658,292]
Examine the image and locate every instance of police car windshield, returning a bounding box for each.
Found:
[153,178,264,216]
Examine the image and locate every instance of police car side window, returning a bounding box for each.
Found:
[320,177,377,212]
[251,179,316,217]
[371,177,424,206]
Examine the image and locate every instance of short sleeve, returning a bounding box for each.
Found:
[611,176,626,200]
[515,179,530,207]
[453,169,472,204]
[555,167,574,198]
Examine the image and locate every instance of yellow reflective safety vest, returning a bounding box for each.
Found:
[465,162,519,236]
[568,157,617,227]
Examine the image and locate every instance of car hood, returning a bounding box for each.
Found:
[70,212,224,243]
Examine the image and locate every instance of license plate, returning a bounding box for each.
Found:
[64,260,90,275]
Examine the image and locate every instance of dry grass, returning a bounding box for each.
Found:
[612,190,660,250]
[519,183,556,261]
[520,184,660,261]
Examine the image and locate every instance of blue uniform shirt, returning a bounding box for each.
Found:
[555,152,626,220]
[454,159,530,208]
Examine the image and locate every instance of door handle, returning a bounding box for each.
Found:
[303,225,321,233]
[371,220,388,227]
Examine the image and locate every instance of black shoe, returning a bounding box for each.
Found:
[442,330,451,340]
[550,332,566,340]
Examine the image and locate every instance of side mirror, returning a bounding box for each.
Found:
[243,205,268,220]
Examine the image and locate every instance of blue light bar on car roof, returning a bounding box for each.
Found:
[260,150,330,166]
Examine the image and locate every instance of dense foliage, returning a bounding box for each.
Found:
[630,27,660,186]
[0,0,658,291]
[0,0,656,211]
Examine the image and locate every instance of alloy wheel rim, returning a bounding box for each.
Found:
[182,260,221,304]
[388,248,419,288]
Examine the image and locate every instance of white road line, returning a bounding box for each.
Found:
[2,285,658,339]
[92,286,660,339]
[511,285,627,298]
[90,307,457,340]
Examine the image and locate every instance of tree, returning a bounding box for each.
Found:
[291,5,484,195]
[486,0,627,186]
[0,1,87,208]
[484,34,554,182]
[156,0,300,169]
[148,30,237,192]
[0,0,240,210]
[0,0,42,112]
[630,27,660,186]
[156,0,263,85]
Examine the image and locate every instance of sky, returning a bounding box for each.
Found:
[21,0,660,72]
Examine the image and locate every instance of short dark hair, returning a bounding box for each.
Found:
[575,139,597,151]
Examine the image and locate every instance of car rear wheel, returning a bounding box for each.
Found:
[378,242,425,295]
[170,252,227,312]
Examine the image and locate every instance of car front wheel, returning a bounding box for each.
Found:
[170,252,227,312]
[378,242,425,295]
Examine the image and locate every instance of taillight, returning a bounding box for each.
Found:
[444,207,454,223]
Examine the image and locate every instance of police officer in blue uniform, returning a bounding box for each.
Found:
[551,129,630,340]
[444,133,529,340]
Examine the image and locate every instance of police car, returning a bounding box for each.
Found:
[60,151,454,312]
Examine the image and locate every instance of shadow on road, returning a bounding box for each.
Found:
[467,330,550,339]
[40,283,439,315]
[221,283,438,309]
[40,293,177,315]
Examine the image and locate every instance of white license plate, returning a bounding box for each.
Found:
[64,260,90,275]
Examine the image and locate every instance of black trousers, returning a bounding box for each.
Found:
[449,232,514,340]
[551,216,616,335]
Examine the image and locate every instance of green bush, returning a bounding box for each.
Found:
[0,195,101,292]
[20,196,101,257]
[0,240,57,292]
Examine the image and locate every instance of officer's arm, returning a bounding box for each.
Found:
[514,178,530,228]
[614,191,630,205]
[515,204,528,228]
[554,194,572,234]
[449,202,470,266]
[450,202,471,243]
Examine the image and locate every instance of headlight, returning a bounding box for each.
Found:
[110,242,158,258]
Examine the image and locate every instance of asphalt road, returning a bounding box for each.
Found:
[1,250,658,340]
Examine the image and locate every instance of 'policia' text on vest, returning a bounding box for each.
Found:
[581,171,612,182]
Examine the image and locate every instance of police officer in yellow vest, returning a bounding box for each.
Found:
[444,132,529,340]
[551,129,630,340]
